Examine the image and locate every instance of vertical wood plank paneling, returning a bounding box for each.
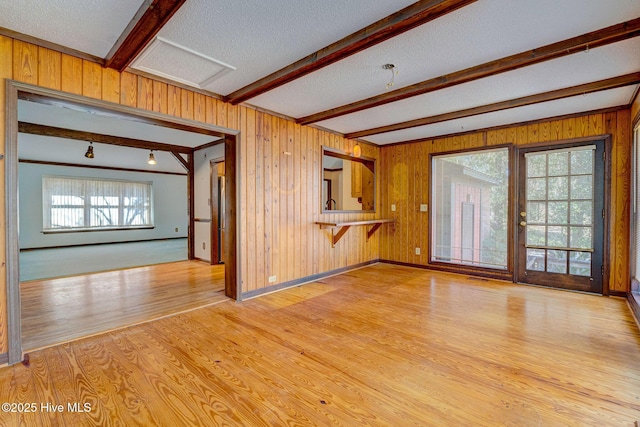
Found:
[262,114,273,282]
[119,72,138,107]
[527,124,539,144]
[550,120,563,141]
[312,128,320,274]
[60,54,82,95]
[137,77,154,111]
[237,107,249,292]
[216,99,227,128]
[278,118,287,279]
[0,35,13,355]
[577,115,590,137]
[254,111,265,290]
[562,118,575,139]
[181,90,194,120]
[244,107,255,291]
[612,111,630,292]
[286,121,295,279]
[539,122,550,142]
[167,86,181,117]
[81,60,102,99]
[37,47,61,90]
[271,115,280,282]
[101,67,120,104]
[293,123,302,279]
[13,40,37,84]
[152,81,168,114]
[193,94,206,123]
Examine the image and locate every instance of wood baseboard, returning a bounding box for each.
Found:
[240,260,379,300]
[379,259,513,281]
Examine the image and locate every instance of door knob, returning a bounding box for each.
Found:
[519,221,527,227]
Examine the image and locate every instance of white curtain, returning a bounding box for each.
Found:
[43,176,153,231]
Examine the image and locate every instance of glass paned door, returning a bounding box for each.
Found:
[516,141,604,293]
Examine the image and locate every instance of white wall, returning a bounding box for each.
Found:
[19,162,188,249]
[193,144,225,261]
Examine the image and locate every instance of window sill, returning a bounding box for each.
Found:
[42,226,155,234]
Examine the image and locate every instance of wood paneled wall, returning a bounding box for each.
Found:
[0,36,381,356]
[379,111,632,294]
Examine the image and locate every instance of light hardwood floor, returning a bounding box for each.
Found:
[20,261,227,351]
[3,263,640,426]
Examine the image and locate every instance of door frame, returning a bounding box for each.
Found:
[512,135,611,295]
[210,157,224,265]
[5,80,242,364]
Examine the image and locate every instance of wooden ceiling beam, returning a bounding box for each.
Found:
[106,0,187,72]
[345,72,640,139]
[225,0,478,105]
[18,122,192,154]
[300,17,640,125]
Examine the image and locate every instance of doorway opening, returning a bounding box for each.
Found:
[515,137,609,294]
[5,81,240,364]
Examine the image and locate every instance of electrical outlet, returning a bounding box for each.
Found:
[415,247,421,255]
[202,242,206,250]
[175,227,179,232]
[420,204,428,212]
[391,204,396,212]
[268,275,277,283]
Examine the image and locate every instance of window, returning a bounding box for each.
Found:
[431,148,509,269]
[43,176,153,232]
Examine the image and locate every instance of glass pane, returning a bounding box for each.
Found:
[527,225,546,246]
[570,251,591,276]
[547,201,568,225]
[570,150,593,175]
[547,226,568,247]
[527,201,546,224]
[570,227,592,250]
[90,208,118,226]
[527,178,546,200]
[548,152,568,176]
[570,201,592,225]
[547,250,567,273]
[527,249,545,271]
[548,177,568,200]
[571,175,592,199]
[431,148,508,269]
[51,208,84,228]
[527,154,546,177]
[91,196,119,205]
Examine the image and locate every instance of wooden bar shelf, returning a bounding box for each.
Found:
[315,219,394,247]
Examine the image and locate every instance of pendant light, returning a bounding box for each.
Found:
[148,150,157,165]
[84,142,94,159]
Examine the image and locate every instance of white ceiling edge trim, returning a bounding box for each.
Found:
[131,37,237,89]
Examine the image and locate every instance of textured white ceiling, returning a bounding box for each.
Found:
[2,0,639,147]
[0,0,144,57]
[363,86,637,145]
[18,100,216,148]
[18,135,187,174]
[148,0,417,95]
[316,38,640,134]
[249,0,640,118]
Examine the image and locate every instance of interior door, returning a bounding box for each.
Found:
[516,141,605,293]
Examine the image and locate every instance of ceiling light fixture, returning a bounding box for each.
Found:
[382,63,397,90]
[353,142,362,158]
[84,142,94,159]
[148,150,157,165]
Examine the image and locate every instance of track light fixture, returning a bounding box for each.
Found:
[84,142,94,159]
[148,150,157,165]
